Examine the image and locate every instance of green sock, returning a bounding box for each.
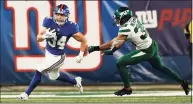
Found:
[117,66,131,88]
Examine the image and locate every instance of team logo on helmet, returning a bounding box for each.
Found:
[55,4,70,16]
[113,7,132,26]
[54,4,70,26]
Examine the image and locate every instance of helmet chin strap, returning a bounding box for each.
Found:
[56,21,65,26]
[54,16,68,26]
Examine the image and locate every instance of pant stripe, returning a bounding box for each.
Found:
[131,51,146,58]
[43,55,65,72]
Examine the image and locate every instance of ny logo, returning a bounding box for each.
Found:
[135,10,158,28]
[6,1,102,72]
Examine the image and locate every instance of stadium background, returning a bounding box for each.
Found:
[1,1,192,85]
[1,0,192,85]
[0,0,192,103]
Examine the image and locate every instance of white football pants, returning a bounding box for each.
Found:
[37,50,65,80]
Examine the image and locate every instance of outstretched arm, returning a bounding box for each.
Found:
[110,34,127,49]
[102,34,127,55]
[98,39,114,51]
[72,32,87,63]
[73,32,87,54]
[88,34,127,54]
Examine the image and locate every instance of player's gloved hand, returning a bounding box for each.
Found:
[42,28,56,39]
[75,51,84,63]
[102,50,114,55]
[75,55,83,63]
[102,47,118,55]
[88,46,100,53]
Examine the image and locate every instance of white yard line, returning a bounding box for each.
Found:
[1,91,190,98]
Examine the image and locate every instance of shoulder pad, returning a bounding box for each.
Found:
[45,16,53,19]
[68,21,76,25]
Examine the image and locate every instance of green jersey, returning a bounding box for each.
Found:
[118,17,152,50]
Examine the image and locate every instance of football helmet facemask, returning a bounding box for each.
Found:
[54,4,70,26]
[113,7,133,26]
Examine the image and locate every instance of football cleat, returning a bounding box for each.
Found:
[74,77,83,94]
[181,80,190,95]
[18,92,28,101]
[114,88,132,96]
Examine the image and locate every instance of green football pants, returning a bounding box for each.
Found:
[116,41,182,88]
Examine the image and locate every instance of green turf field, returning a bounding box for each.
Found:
[1,91,192,103]
[1,96,191,103]
[1,85,192,103]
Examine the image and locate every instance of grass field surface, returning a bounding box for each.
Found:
[1,85,192,103]
[1,91,192,103]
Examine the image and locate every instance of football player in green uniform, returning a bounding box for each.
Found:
[88,7,190,96]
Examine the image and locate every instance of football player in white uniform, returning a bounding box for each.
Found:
[19,4,87,100]
[88,7,190,96]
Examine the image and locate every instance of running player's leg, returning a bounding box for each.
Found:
[45,54,76,85]
[148,55,190,95]
[20,51,72,100]
[48,68,83,93]
[20,51,65,98]
[24,70,42,96]
[148,42,190,95]
[148,56,182,83]
[148,41,182,83]
[46,54,83,93]
[48,68,76,85]
[19,70,42,100]
[115,50,153,95]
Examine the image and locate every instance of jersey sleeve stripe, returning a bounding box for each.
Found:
[119,29,131,32]
[118,32,130,35]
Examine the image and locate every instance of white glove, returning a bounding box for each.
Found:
[42,28,56,39]
[75,55,83,63]
[75,51,84,63]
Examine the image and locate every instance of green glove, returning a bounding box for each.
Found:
[102,47,118,55]
[102,50,114,55]
[88,46,100,53]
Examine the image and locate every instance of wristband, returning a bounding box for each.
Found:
[79,51,84,57]
[111,47,118,52]
[94,46,100,51]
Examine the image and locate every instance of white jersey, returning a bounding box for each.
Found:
[118,17,152,50]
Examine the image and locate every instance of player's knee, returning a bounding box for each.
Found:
[49,75,59,80]
[48,73,59,80]
[152,63,163,69]
[116,60,121,67]
[116,60,125,69]
[36,69,43,73]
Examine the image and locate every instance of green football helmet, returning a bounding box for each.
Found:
[113,7,133,26]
